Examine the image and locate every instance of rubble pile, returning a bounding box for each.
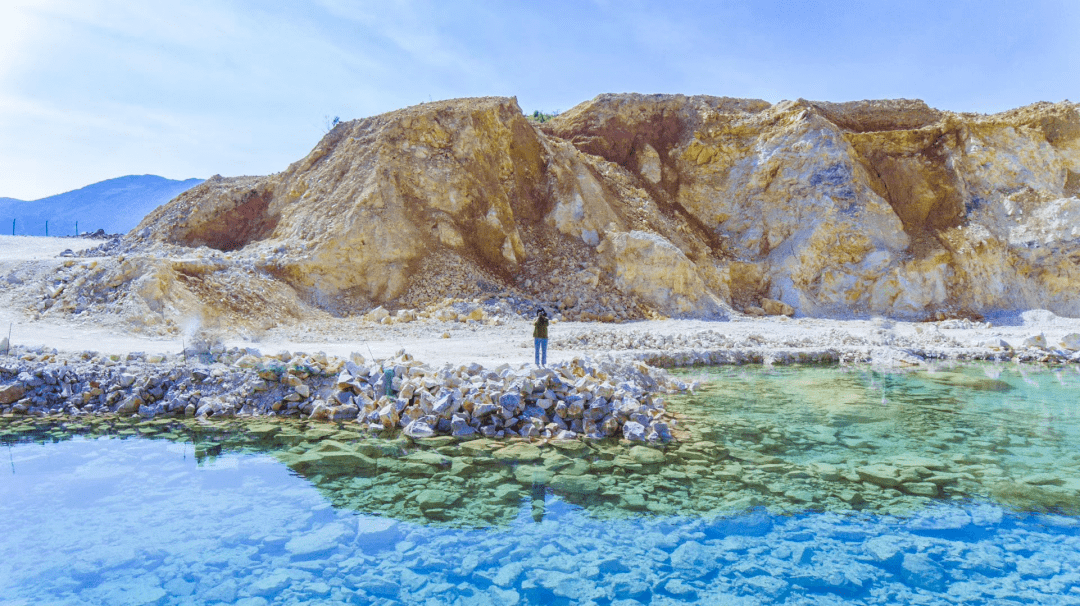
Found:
[0,346,689,443]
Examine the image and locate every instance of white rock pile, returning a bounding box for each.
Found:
[0,346,687,443]
[325,353,683,442]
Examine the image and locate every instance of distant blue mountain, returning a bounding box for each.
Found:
[0,175,204,236]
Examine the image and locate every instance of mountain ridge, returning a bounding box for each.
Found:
[0,174,203,236]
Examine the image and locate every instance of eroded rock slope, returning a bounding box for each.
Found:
[22,94,1080,333]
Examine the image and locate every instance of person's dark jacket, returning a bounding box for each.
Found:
[533,314,549,339]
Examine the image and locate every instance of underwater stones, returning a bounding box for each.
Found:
[727,448,782,465]
[285,522,351,558]
[548,473,600,494]
[459,438,497,455]
[249,572,292,597]
[784,489,816,503]
[628,445,665,464]
[109,585,168,605]
[862,535,905,565]
[246,422,280,438]
[669,540,711,570]
[493,562,525,588]
[414,488,461,510]
[310,439,349,453]
[550,439,589,456]
[493,483,521,501]
[903,482,939,497]
[1019,473,1066,486]
[900,553,947,592]
[402,451,451,468]
[492,443,542,462]
[514,465,550,485]
[907,509,971,531]
[200,579,239,603]
[662,578,698,600]
[292,450,378,475]
[163,578,196,598]
[856,464,902,488]
[888,454,949,471]
[808,462,840,482]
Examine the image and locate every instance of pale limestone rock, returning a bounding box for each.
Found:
[855,464,902,487]
[761,298,795,316]
[598,230,729,319]
[1061,333,1080,350]
[638,143,662,184]
[1023,333,1048,349]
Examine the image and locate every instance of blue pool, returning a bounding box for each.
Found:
[2,363,1079,605]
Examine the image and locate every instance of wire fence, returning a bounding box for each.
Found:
[6,220,94,237]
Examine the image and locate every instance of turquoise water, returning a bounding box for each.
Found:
[2,363,1080,605]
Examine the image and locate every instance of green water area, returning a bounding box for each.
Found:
[2,363,1079,605]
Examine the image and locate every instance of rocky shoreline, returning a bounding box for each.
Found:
[0,345,689,443]
[551,323,1080,368]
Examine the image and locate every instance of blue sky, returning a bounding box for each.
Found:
[1,0,1077,200]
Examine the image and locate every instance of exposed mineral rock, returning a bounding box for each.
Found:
[29,94,1078,331]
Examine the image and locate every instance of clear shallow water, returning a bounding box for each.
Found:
[1,363,1079,605]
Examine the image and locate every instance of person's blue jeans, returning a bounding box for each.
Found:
[534,338,547,366]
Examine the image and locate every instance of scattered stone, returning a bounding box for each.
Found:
[492,443,542,462]
[903,482,939,496]
[628,445,665,464]
[761,298,795,317]
[415,489,462,510]
[285,523,350,558]
[0,383,26,404]
[856,464,902,488]
[1060,333,1080,351]
[1022,333,1048,349]
[900,553,947,592]
[548,474,600,494]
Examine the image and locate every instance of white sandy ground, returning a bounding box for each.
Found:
[2,236,1080,367]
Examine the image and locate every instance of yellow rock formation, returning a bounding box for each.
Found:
[49,94,1080,331]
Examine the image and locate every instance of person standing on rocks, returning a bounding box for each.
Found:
[533,308,549,367]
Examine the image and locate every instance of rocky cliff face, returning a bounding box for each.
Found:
[49,94,1080,331]
[544,94,1080,319]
